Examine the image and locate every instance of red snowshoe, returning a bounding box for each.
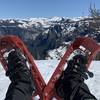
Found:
[0,35,100,100]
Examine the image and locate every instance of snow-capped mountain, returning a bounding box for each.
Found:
[0,17,100,59]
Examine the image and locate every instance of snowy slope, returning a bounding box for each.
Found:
[0,60,100,100]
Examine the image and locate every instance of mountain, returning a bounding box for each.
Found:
[0,17,100,59]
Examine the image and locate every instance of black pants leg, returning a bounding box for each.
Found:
[5,72,34,100]
[5,80,33,100]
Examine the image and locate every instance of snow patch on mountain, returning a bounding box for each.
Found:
[17,17,63,28]
[47,46,66,60]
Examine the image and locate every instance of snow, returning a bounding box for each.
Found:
[0,60,100,100]
[47,16,62,22]
[17,17,63,28]
[18,18,51,28]
[29,18,50,28]
[71,16,88,21]
[9,19,15,23]
[35,60,59,84]
[47,46,67,60]
[85,61,100,99]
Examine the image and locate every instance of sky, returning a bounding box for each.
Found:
[0,0,100,19]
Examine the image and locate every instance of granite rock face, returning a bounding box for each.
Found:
[0,17,100,59]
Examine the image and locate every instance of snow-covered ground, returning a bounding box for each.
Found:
[0,60,100,100]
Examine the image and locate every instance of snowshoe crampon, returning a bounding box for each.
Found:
[0,35,100,100]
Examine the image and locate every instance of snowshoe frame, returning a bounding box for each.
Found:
[0,35,100,100]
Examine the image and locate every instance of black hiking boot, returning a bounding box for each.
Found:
[72,54,94,79]
[6,49,35,91]
[55,54,97,100]
[5,49,35,100]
